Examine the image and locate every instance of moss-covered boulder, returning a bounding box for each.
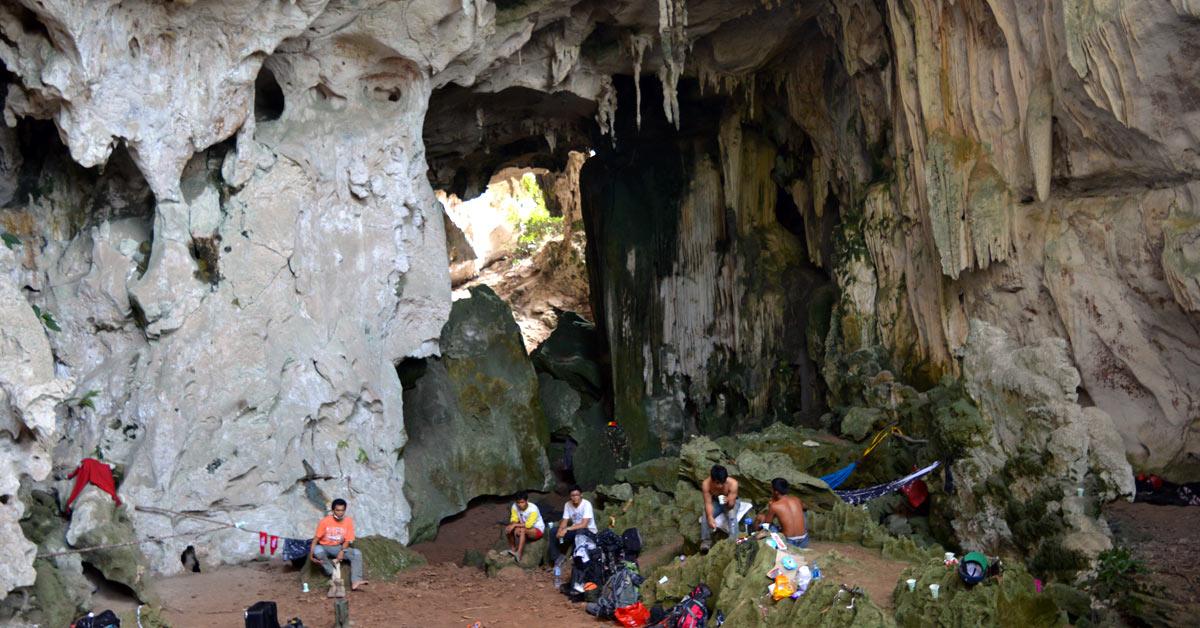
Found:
[400,285,551,543]
[0,490,93,627]
[642,537,894,627]
[891,555,1064,627]
[530,311,603,395]
[484,535,548,576]
[64,488,152,601]
[616,456,680,495]
[299,535,425,583]
[533,312,617,488]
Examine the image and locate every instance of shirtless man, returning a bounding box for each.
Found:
[755,477,808,548]
[699,465,740,552]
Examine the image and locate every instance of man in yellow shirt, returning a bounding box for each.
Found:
[504,491,544,562]
[309,498,368,591]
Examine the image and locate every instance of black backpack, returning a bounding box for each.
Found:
[72,611,120,628]
[622,527,643,557]
[596,529,626,579]
[586,561,645,619]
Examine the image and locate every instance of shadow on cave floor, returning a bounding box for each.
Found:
[1104,501,1200,622]
[408,491,569,565]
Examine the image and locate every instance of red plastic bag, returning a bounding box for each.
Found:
[614,602,650,627]
[900,477,928,509]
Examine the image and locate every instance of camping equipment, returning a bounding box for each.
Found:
[244,601,280,628]
[586,561,644,619]
[623,527,643,557]
[71,610,121,628]
[650,583,711,628]
[819,426,904,489]
[958,551,989,586]
[833,461,941,505]
[614,602,651,627]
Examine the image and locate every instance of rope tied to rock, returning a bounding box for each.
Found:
[33,505,275,559]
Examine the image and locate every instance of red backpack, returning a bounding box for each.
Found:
[654,583,711,628]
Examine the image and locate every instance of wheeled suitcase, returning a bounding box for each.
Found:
[245,600,280,628]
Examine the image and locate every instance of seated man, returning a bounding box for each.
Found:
[755,477,808,548]
[504,491,544,562]
[700,464,741,552]
[309,498,369,591]
[547,485,597,566]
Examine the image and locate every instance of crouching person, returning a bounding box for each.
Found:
[505,491,544,562]
[309,498,369,591]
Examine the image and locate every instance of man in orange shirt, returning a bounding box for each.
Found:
[308,498,368,590]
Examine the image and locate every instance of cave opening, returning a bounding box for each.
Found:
[253,65,285,122]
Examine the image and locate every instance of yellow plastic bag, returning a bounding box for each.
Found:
[772,574,795,601]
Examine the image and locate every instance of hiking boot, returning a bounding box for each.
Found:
[700,540,712,553]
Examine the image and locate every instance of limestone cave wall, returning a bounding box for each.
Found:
[0,0,1197,611]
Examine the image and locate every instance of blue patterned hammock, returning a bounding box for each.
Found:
[833,461,941,505]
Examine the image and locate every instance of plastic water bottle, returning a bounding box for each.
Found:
[811,563,821,579]
[553,565,562,588]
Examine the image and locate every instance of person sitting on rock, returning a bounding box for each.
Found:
[547,485,597,566]
[755,477,808,548]
[309,498,369,591]
[504,491,544,562]
[700,464,741,552]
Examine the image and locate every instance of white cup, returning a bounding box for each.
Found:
[1076,487,1085,497]
[929,583,941,599]
[718,495,727,505]
[906,578,916,591]
[944,552,955,562]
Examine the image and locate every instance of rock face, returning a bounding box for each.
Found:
[0,0,1197,605]
[399,286,550,543]
[953,320,1133,571]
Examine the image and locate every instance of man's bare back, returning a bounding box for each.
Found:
[768,494,806,537]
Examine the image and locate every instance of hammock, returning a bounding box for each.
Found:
[833,461,941,505]
[820,462,857,489]
[819,426,901,489]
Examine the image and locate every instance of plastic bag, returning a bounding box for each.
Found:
[771,574,795,601]
[614,602,651,627]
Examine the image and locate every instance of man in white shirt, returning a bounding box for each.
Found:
[547,485,597,565]
[504,491,545,562]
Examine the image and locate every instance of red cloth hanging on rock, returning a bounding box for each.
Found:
[66,458,122,512]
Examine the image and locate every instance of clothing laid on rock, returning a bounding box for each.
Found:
[510,502,545,532]
[833,461,940,505]
[65,458,122,512]
[282,538,312,562]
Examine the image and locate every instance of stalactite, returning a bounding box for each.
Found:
[595,75,618,145]
[656,0,688,128]
[623,33,653,131]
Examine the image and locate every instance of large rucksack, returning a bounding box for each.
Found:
[650,583,711,628]
[586,561,644,619]
[596,529,626,580]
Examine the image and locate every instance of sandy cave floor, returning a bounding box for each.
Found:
[99,497,910,627]
[87,501,1200,626]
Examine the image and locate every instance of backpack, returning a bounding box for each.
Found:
[651,583,711,628]
[622,527,643,557]
[596,529,627,580]
[72,610,121,628]
[586,562,644,619]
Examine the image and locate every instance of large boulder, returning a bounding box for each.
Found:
[63,487,151,600]
[948,321,1134,575]
[400,286,551,543]
[533,312,617,487]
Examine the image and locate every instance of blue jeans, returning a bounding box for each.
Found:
[768,524,809,548]
[700,497,740,542]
